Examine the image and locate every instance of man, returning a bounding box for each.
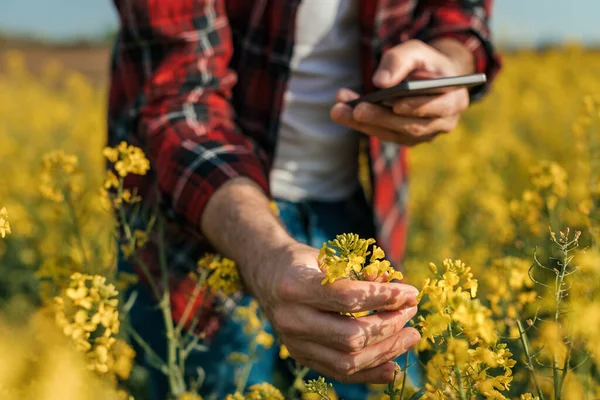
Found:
[108,0,501,398]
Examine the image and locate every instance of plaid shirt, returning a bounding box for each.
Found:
[108,0,501,335]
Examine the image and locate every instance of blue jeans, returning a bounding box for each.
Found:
[122,190,421,399]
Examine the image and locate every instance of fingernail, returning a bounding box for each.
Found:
[331,104,351,121]
[395,102,412,114]
[338,89,356,102]
[405,286,419,298]
[354,104,372,121]
[373,70,391,86]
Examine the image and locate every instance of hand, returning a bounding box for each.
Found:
[250,242,420,384]
[331,39,474,146]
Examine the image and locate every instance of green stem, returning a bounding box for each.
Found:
[182,272,211,345]
[448,324,467,400]
[64,189,90,269]
[235,340,258,394]
[517,319,545,400]
[157,215,186,396]
[560,341,572,395]
[289,366,311,399]
[386,366,399,400]
[127,325,167,374]
[175,276,204,336]
[116,202,161,301]
[399,352,409,400]
[553,244,570,400]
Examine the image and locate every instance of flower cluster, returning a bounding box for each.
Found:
[39,150,82,202]
[417,259,491,349]
[102,141,150,177]
[417,260,516,399]
[0,207,10,238]
[509,190,545,236]
[101,142,150,209]
[424,342,516,400]
[485,257,537,338]
[529,161,568,209]
[54,272,130,376]
[319,233,403,284]
[0,310,126,400]
[226,383,284,400]
[198,254,243,296]
[303,377,334,399]
[232,300,274,350]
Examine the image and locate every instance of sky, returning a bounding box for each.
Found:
[0,0,597,46]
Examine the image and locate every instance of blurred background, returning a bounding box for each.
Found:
[0,0,598,83]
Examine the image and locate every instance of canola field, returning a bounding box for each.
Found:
[0,45,599,399]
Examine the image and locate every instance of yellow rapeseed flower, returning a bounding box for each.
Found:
[198,254,243,296]
[245,382,284,400]
[279,344,290,360]
[54,272,122,376]
[178,392,203,400]
[103,141,150,177]
[0,207,11,238]
[39,150,82,202]
[319,234,402,284]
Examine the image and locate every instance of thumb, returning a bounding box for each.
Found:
[373,51,417,88]
[372,41,444,88]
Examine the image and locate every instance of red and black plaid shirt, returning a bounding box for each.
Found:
[108,0,501,333]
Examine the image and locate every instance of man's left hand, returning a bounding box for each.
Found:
[331,39,475,146]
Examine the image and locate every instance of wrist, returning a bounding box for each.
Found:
[201,177,296,292]
[428,37,476,75]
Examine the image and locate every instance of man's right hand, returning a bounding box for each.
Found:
[202,178,420,383]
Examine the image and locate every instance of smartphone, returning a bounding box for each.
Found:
[345,73,486,107]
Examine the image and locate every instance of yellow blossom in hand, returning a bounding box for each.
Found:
[319,234,401,284]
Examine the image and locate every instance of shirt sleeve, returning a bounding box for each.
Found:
[111,0,269,232]
[413,0,502,101]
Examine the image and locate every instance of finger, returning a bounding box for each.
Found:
[352,102,459,136]
[300,360,398,385]
[283,326,420,377]
[337,88,360,103]
[331,103,423,145]
[392,89,470,118]
[274,304,418,352]
[278,266,419,313]
[373,40,447,88]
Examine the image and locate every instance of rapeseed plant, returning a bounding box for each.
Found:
[2,46,600,399]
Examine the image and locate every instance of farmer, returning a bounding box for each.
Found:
[108,1,501,398]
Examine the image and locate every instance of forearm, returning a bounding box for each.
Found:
[428,37,475,76]
[200,177,295,295]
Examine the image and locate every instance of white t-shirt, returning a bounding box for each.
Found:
[269,0,362,202]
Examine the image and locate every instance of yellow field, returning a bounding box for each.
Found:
[0,45,599,399]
